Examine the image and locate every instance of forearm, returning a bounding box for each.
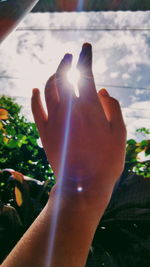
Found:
[1,181,112,267]
[47,188,111,267]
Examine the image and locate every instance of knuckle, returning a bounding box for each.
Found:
[45,74,56,91]
[110,97,120,107]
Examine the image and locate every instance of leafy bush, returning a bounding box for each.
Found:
[125,128,150,178]
[0,96,55,182]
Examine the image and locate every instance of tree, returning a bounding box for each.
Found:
[0,96,55,182]
[0,96,55,227]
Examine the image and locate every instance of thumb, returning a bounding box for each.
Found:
[31,88,47,133]
[98,88,126,132]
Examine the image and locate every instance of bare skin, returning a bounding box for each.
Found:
[31,43,126,213]
[1,43,126,267]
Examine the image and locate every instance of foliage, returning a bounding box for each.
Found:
[0,96,55,182]
[125,128,150,178]
[0,108,9,120]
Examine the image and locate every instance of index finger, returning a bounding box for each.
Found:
[56,53,74,102]
[77,43,98,100]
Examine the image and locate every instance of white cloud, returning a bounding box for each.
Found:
[0,11,150,139]
[110,72,119,78]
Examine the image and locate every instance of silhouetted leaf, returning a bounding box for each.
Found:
[14,186,23,206]
[0,169,24,183]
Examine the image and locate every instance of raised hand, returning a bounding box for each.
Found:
[32,43,126,213]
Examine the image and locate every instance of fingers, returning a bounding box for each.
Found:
[45,74,60,117]
[77,43,93,75]
[56,53,73,101]
[98,88,126,132]
[56,53,73,77]
[77,43,97,100]
[31,88,47,131]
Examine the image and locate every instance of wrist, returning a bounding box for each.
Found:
[48,176,114,225]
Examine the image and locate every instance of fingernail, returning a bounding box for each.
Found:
[63,53,73,61]
[100,88,110,97]
[32,88,39,95]
[83,43,92,50]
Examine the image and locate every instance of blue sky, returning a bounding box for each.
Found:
[0,11,150,139]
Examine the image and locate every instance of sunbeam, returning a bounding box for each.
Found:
[67,66,80,97]
[46,95,73,267]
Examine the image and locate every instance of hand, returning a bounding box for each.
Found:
[32,43,126,213]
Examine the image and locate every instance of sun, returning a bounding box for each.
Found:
[67,66,80,97]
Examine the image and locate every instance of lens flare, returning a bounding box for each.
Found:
[77,186,83,192]
[67,67,80,97]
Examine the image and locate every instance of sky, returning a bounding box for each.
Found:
[0,11,150,139]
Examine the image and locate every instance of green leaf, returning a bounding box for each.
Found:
[140,140,149,147]
[127,139,137,145]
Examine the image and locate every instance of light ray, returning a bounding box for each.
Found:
[46,95,73,267]
[67,66,80,97]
